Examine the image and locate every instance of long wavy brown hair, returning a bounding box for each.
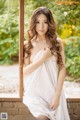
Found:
[24,6,64,68]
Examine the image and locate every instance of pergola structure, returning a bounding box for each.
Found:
[0,0,80,105]
[19,0,80,101]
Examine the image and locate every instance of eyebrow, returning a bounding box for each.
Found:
[36,20,47,21]
[43,20,47,21]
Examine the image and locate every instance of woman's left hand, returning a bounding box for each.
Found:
[50,95,60,110]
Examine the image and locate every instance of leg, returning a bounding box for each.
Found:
[36,115,50,120]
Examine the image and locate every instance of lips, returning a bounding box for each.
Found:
[39,30,44,32]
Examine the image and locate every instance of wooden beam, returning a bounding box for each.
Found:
[67,98,80,102]
[0,98,22,102]
[19,0,24,99]
[56,1,80,5]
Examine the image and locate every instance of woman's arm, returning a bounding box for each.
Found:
[50,38,66,110]
[23,48,52,76]
[23,56,44,76]
[55,38,66,98]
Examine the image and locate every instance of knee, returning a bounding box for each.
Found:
[36,115,49,120]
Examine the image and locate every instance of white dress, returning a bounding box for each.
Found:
[23,49,70,120]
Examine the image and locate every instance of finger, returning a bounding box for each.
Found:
[52,107,55,110]
[50,103,54,109]
[51,106,55,111]
[50,103,57,110]
[51,105,55,110]
[50,105,52,109]
[53,104,58,110]
[50,104,52,109]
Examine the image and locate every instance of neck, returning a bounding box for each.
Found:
[36,35,46,41]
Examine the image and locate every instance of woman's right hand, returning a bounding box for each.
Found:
[41,47,52,62]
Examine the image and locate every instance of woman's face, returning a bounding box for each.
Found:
[35,14,48,36]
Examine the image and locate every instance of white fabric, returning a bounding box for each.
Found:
[23,50,70,120]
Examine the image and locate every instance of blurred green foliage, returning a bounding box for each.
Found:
[0,0,80,79]
[64,36,80,79]
[0,0,19,64]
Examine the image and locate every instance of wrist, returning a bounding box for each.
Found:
[55,92,61,99]
[39,57,45,63]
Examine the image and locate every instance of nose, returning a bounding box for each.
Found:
[40,23,44,29]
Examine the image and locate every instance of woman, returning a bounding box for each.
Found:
[23,6,70,120]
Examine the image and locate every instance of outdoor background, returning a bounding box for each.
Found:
[0,0,80,98]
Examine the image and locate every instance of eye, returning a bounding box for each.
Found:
[36,21,39,24]
[44,22,48,24]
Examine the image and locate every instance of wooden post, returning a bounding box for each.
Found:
[19,0,24,99]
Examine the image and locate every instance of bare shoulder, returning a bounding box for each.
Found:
[24,41,28,48]
[57,37,64,49]
[57,37,63,44]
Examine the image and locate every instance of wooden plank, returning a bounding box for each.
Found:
[0,98,80,102]
[67,98,80,102]
[0,98,22,102]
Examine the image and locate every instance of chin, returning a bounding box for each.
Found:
[37,32,46,36]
